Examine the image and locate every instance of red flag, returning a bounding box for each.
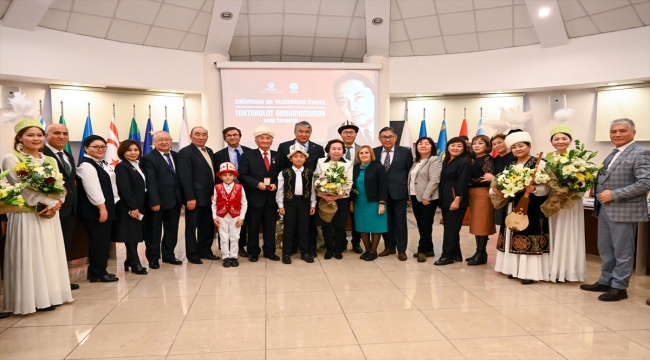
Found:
[491,148,498,158]
[104,115,120,169]
[459,118,468,137]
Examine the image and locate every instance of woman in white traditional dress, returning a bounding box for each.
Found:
[491,130,551,284]
[546,126,585,282]
[1,114,73,314]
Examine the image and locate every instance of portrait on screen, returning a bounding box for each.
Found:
[327,72,377,146]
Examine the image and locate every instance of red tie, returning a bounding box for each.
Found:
[200,147,206,152]
[263,152,270,171]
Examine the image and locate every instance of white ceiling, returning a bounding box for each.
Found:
[1,0,648,60]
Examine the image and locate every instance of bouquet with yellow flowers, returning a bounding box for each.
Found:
[0,169,28,214]
[313,161,353,222]
[13,156,66,197]
[496,163,551,198]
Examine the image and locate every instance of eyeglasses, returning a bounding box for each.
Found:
[225,134,240,138]
[379,135,395,140]
[341,131,357,135]
[88,145,107,150]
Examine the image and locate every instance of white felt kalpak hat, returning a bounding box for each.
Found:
[216,162,239,177]
[253,125,275,138]
[287,143,309,159]
[505,130,532,149]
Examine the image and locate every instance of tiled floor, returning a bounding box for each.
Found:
[1,212,649,360]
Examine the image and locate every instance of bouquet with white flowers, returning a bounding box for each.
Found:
[496,163,551,198]
[0,169,28,214]
[313,161,353,222]
[13,156,66,197]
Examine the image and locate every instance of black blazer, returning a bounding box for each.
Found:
[43,146,77,217]
[177,144,217,207]
[114,161,146,214]
[439,156,471,208]
[238,149,280,208]
[140,150,183,210]
[213,145,253,184]
[373,146,413,200]
[351,162,387,203]
[277,139,325,172]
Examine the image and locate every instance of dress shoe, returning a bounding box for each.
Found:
[188,258,203,265]
[324,251,333,260]
[238,249,250,257]
[521,279,535,285]
[265,254,280,261]
[360,252,370,260]
[434,258,454,266]
[201,254,221,261]
[282,255,292,264]
[309,250,317,258]
[36,305,56,312]
[70,283,80,290]
[301,253,314,263]
[231,258,239,267]
[334,252,343,260]
[417,253,426,263]
[149,259,160,269]
[124,260,148,275]
[352,244,363,254]
[378,249,396,257]
[0,312,11,319]
[162,258,183,265]
[249,254,259,262]
[453,257,463,262]
[89,274,119,283]
[224,258,232,268]
[413,251,435,258]
[580,282,611,292]
[598,288,628,302]
[364,252,378,261]
[398,252,407,261]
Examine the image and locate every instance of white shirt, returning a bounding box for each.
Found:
[77,155,120,205]
[409,160,424,196]
[610,141,634,166]
[276,166,317,208]
[128,160,147,192]
[380,147,394,165]
[45,143,71,171]
[258,148,272,160]
[227,146,244,169]
[211,182,248,220]
[157,149,175,169]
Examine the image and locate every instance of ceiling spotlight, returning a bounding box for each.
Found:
[607,82,618,86]
[538,7,550,17]
[220,11,233,20]
[372,17,383,25]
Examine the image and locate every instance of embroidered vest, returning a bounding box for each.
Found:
[214,183,243,218]
[281,168,311,201]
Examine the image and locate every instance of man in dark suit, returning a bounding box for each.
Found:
[276,121,324,256]
[339,120,363,254]
[44,124,79,290]
[213,126,253,257]
[374,126,413,261]
[238,125,281,262]
[140,131,184,269]
[177,126,219,264]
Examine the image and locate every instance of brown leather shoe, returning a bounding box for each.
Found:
[598,288,628,302]
[398,252,407,261]
[378,249,396,257]
[580,282,611,292]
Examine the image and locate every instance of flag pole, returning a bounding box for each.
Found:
[165,105,167,119]
[423,108,425,120]
[60,101,64,117]
[480,107,483,118]
[88,102,91,117]
[133,104,136,118]
[39,99,42,115]
[148,104,151,119]
[113,103,115,118]
[464,107,466,118]
[443,107,446,120]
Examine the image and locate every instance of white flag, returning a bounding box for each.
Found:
[401,105,414,156]
[177,109,189,151]
[105,115,120,169]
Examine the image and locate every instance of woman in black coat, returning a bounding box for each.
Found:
[113,140,147,274]
[435,137,471,266]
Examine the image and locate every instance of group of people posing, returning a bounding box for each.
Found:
[2,115,648,317]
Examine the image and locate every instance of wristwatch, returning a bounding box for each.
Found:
[455,196,463,200]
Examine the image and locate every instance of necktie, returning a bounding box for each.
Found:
[345,146,352,161]
[234,148,241,169]
[200,147,206,152]
[383,150,391,171]
[58,152,70,175]
[603,149,619,172]
[263,151,270,171]
[163,153,175,172]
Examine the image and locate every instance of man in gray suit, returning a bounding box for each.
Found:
[581,119,650,301]
[339,120,362,254]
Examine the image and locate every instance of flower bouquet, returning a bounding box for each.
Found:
[541,139,603,216]
[0,170,28,214]
[495,163,551,198]
[13,157,66,217]
[313,161,353,222]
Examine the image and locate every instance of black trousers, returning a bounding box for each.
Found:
[382,195,408,253]
[59,213,76,253]
[184,205,215,260]
[411,196,439,254]
[144,204,181,261]
[247,204,277,257]
[349,211,361,246]
[282,197,311,255]
[441,207,466,259]
[81,219,112,278]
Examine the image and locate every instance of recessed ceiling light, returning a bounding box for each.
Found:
[538,8,550,17]
[372,17,383,25]
[220,11,233,20]
[70,83,81,86]
[607,82,618,86]
[495,91,504,93]
[416,94,423,96]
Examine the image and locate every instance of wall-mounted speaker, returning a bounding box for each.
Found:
[549,94,566,115]
[0,86,20,109]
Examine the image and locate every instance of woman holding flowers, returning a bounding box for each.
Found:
[545,126,587,282]
[491,130,551,284]
[315,139,354,259]
[1,116,73,314]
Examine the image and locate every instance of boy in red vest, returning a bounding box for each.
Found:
[212,162,248,267]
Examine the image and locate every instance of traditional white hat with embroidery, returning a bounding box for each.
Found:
[504,129,532,149]
[337,120,359,134]
[216,161,239,177]
[253,125,275,138]
[287,143,309,159]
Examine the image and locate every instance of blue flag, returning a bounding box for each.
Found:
[143,118,154,155]
[79,115,94,162]
[39,116,46,132]
[477,118,485,135]
[419,120,427,138]
[436,120,448,158]
[162,119,170,132]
